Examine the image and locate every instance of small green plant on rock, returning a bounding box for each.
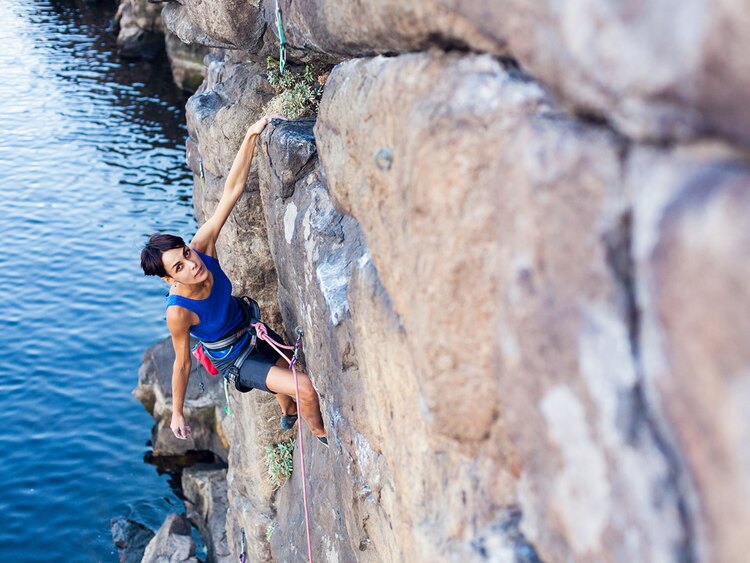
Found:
[265,57,324,119]
[265,522,277,542]
[264,438,295,489]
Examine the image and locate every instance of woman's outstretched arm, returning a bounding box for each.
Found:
[191,114,282,256]
[167,305,194,439]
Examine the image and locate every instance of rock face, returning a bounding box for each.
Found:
[138,1,750,561]
[185,48,279,325]
[182,466,232,563]
[141,514,199,563]
[134,337,228,458]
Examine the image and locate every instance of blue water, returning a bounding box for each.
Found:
[0,1,198,560]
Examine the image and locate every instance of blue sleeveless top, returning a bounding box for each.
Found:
[165,250,245,343]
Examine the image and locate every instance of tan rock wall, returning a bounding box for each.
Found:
[311,52,691,562]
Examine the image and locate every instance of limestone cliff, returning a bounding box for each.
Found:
[141,1,750,562]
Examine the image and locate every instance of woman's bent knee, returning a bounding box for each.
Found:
[297,376,317,403]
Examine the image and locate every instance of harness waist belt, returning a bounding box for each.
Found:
[202,327,249,350]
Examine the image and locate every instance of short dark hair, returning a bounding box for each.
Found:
[140,233,186,277]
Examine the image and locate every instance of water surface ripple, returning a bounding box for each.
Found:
[0,1,197,560]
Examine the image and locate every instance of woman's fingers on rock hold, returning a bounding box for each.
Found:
[171,421,191,440]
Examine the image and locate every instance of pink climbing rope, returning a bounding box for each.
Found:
[252,322,314,563]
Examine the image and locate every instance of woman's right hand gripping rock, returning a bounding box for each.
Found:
[170,412,191,440]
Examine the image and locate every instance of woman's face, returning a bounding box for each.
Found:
[161,246,209,285]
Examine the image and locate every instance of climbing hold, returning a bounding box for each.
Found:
[374,148,393,171]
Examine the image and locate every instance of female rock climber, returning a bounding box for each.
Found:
[139,115,327,446]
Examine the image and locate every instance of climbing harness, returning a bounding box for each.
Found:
[192,296,262,414]
[252,323,314,563]
[274,0,287,75]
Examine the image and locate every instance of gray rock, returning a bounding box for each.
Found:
[133,336,228,458]
[110,516,154,563]
[114,0,165,60]
[141,514,199,563]
[183,466,232,563]
[267,51,686,562]
[165,29,210,93]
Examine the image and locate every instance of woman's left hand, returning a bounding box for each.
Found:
[247,114,286,137]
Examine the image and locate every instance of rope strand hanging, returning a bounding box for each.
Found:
[253,322,314,563]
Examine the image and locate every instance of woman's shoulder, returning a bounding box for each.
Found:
[165,302,195,333]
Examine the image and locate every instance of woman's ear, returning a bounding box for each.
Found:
[161,275,175,285]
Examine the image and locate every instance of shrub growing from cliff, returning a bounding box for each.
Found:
[265,58,325,119]
[264,438,295,489]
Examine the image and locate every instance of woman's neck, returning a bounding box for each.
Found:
[171,270,214,299]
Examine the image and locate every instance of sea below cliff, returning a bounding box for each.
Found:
[0,1,197,560]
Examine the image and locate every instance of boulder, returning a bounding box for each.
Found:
[110,516,154,563]
[134,336,228,458]
[141,514,199,563]
[183,466,232,563]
